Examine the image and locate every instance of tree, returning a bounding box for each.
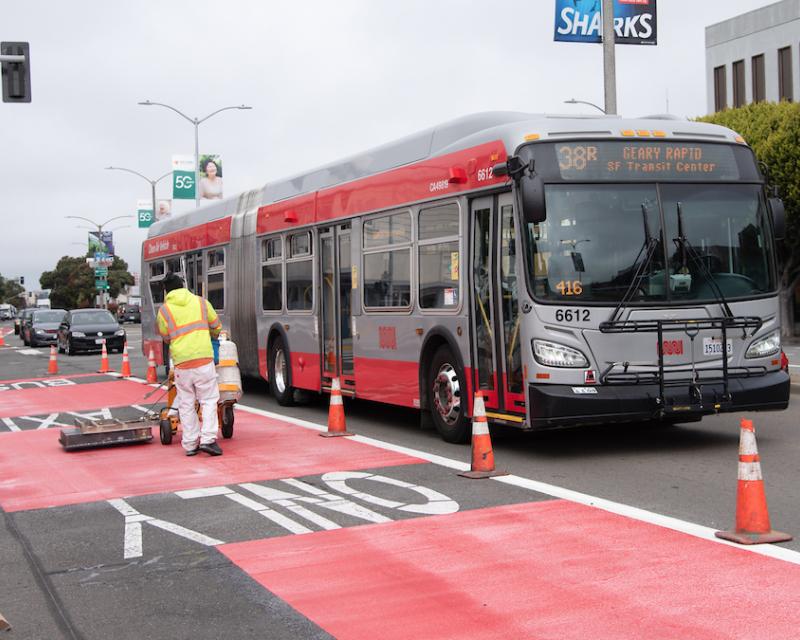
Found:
[0,274,24,306]
[699,102,800,336]
[39,254,134,309]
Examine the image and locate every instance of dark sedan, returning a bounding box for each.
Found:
[119,304,141,324]
[27,309,67,347]
[58,309,126,355]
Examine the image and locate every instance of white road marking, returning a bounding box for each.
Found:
[18,349,42,355]
[18,413,68,429]
[1,418,20,432]
[233,402,800,566]
[107,498,223,559]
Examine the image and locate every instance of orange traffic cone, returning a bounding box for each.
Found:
[0,331,6,347]
[715,418,792,545]
[459,392,507,479]
[47,345,59,375]
[320,377,352,437]
[146,348,158,384]
[97,340,110,373]
[120,341,131,378]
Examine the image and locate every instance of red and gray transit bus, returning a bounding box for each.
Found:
[141,112,790,442]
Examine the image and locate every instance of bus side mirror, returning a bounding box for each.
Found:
[769,197,785,240]
[520,173,546,224]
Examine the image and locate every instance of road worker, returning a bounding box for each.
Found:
[157,272,224,456]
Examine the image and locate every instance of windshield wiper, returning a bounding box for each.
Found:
[608,203,660,323]
[673,202,733,319]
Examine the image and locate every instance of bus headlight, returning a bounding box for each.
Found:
[533,339,589,368]
[745,331,780,359]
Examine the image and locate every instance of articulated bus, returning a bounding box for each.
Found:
[141,112,790,443]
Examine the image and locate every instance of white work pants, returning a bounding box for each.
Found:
[173,362,220,451]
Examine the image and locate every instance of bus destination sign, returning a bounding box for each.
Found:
[555,141,741,182]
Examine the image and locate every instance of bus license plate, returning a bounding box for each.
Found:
[702,337,732,356]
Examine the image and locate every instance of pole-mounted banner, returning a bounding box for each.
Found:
[172,155,196,200]
[554,0,657,45]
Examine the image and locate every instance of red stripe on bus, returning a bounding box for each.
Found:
[352,357,419,407]
[257,141,508,234]
[144,216,232,259]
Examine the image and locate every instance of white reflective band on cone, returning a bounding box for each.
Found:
[738,461,763,481]
[472,422,490,436]
[330,395,343,406]
[739,429,758,456]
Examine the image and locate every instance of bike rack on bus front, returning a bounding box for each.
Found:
[598,317,764,417]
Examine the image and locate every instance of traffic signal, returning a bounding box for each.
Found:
[1,42,31,103]
[19,276,24,285]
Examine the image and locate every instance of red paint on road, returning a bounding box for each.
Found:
[222,501,800,640]
[0,380,155,418]
[0,372,106,385]
[0,410,423,512]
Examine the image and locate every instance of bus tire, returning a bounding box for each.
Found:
[428,345,470,444]
[269,336,295,406]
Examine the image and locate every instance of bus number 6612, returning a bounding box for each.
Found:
[555,309,590,323]
[476,166,493,181]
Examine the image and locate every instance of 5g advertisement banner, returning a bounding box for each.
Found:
[554,0,657,45]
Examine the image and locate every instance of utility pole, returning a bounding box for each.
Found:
[602,0,618,115]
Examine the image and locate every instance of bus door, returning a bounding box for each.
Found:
[184,252,204,296]
[470,193,525,418]
[319,223,355,391]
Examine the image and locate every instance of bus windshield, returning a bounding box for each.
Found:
[527,183,775,304]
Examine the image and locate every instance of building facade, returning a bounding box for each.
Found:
[706,0,800,113]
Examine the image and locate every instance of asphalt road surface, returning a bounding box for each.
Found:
[1,321,798,639]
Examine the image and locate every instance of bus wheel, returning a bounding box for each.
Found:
[269,337,295,406]
[428,346,470,444]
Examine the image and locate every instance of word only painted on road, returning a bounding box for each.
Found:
[109,471,460,559]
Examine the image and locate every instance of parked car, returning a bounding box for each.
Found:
[58,309,126,355]
[15,308,32,335]
[119,304,141,324]
[27,309,67,347]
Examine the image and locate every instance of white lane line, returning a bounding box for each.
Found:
[233,402,800,566]
[18,349,42,355]
[1,418,21,432]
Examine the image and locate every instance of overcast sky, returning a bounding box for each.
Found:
[1,0,780,292]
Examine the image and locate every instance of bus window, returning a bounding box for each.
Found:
[166,257,182,274]
[363,212,412,309]
[363,212,411,248]
[501,205,522,394]
[287,232,313,311]
[261,236,283,311]
[418,203,460,309]
[207,248,225,310]
[149,261,165,278]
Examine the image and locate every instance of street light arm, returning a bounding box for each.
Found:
[155,170,172,184]
[197,104,252,125]
[564,98,606,114]
[138,100,196,124]
[65,215,100,227]
[106,166,153,184]
[98,215,133,229]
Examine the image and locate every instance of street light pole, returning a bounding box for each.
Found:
[65,215,132,308]
[602,0,618,115]
[137,101,252,207]
[105,166,172,224]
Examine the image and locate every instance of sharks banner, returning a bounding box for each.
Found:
[554,0,657,45]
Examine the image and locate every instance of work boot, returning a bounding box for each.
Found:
[185,446,199,457]
[199,441,223,456]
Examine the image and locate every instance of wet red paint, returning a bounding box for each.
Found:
[0,380,156,419]
[0,410,423,512]
[222,500,800,640]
